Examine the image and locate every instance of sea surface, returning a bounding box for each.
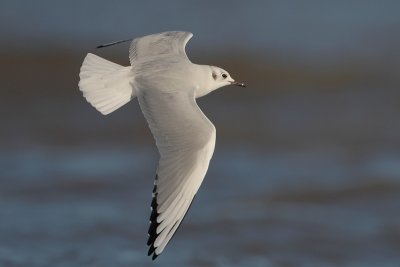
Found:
[1,85,400,267]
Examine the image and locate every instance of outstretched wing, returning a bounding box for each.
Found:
[137,87,216,260]
[129,31,193,64]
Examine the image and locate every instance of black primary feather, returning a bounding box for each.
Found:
[147,175,160,260]
[146,175,197,260]
[96,38,132,49]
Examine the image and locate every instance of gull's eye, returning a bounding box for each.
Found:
[222,73,227,79]
[212,72,217,80]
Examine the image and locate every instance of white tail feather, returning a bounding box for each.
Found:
[78,53,134,115]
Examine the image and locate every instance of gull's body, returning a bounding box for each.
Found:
[78,31,244,260]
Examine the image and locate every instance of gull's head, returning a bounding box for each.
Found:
[208,66,246,91]
[195,65,245,98]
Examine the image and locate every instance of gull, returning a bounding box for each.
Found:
[78,31,245,260]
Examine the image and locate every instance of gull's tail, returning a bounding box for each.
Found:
[78,53,135,115]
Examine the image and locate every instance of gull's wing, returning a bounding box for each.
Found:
[129,31,193,64]
[137,87,216,260]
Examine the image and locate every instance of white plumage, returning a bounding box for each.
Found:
[78,31,244,260]
[79,53,134,115]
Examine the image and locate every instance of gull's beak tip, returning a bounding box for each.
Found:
[231,81,246,88]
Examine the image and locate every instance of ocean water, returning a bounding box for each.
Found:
[1,85,400,266]
[1,0,400,64]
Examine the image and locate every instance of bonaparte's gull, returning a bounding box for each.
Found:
[78,31,245,260]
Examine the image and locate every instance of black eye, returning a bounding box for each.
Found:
[222,73,227,79]
[212,72,217,80]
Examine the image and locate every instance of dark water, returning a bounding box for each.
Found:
[1,0,400,65]
[1,85,400,267]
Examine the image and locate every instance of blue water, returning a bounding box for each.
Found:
[1,85,400,266]
[1,0,400,63]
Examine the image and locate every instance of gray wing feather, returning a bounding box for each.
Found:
[129,31,193,64]
[137,87,215,258]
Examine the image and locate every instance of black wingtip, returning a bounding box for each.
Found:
[95,38,133,49]
[146,175,198,261]
[147,175,160,260]
[148,244,159,260]
[148,244,155,256]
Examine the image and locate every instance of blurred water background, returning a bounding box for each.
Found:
[1,1,400,266]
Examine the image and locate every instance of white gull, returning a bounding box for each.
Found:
[78,31,245,260]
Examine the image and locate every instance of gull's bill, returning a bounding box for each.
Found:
[231,81,246,87]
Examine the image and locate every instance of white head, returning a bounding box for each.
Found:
[210,66,245,89]
[196,66,245,97]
